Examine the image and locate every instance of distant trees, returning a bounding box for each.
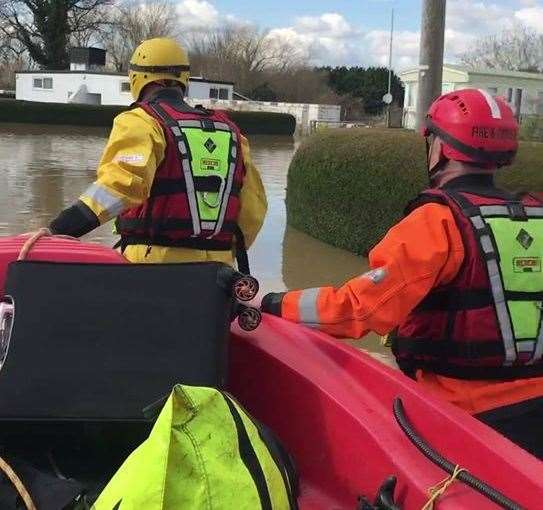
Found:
[0,0,110,70]
[0,2,405,116]
[461,23,543,73]
[320,66,405,116]
[187,27,306,99]
[101,0,179,72]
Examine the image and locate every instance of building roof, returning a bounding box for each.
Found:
[400,64,543,81]
[16,70,234,86]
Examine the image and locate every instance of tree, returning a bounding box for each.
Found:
[321,66,405,115]
[187,27,306,97]
[0,0,110,70]
[100,0,179,72]
[0,17,28,88]
[461,23,543,73]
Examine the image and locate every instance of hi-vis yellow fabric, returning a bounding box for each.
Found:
[93,385,293,510]
[79,108,267,265]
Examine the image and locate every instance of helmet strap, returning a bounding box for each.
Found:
[426,135,445,186]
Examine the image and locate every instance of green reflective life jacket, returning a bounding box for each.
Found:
[115,88,249,272]
[394,187,543,380]
[93,385,298,510]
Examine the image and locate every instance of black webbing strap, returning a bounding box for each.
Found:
[410,360,543,381]
[118,235,232,251]
[149,177,242,197]
[393,337,506,359]
[234,225,250,275]
[116,218,238,233]
[417,288,493,311]
[129,63,190,74]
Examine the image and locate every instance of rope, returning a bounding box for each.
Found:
[422,465,467,510]
[0,455,36,510]
[18,229,79,261]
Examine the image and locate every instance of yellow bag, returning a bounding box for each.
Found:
[93,384,297,509]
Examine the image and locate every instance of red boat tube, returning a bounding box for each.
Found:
[228,315,543,509]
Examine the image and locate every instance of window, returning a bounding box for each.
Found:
[537,91,543,115]
[514,88,523,117]
[120,81,130,93]
[219,88,229,100]
[33,77,53,89]
[209,88,218,99]
[487,87,498,96]
[507,87,513,103]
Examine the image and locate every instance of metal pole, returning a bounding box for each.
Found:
[415,0,447,131]
[386,8,395,128]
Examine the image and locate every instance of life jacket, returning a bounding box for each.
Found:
[93,384,299,510]
[391,184,543,380]
[115,88,249,273]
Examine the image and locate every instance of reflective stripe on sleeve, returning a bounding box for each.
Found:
[298,287,321,327]
[81,183,125,219]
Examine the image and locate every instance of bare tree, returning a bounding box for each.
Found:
[100,0,179,72]
[461,23,543,72]
[0,0,111,69]
[187,27,306,96]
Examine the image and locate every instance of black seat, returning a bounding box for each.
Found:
[0,261,235,422]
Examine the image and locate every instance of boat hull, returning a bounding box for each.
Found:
[229,315,543,509]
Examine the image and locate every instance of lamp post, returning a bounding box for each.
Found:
[415,0,447,131]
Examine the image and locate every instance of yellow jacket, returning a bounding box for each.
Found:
[79,107,267,264]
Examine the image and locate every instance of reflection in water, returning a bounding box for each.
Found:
[0,122,393,364]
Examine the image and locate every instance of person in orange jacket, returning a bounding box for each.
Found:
[262,89,543,459]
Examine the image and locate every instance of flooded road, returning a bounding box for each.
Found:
[0,122,391,363]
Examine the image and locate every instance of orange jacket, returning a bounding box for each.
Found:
[270,202,543,415]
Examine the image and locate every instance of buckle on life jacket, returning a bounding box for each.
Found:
[507,201,528,221]
[202,176,226,209]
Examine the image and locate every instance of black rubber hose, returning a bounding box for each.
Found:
[393,398,524,510]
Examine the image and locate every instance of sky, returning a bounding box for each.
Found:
[176,0,543,70]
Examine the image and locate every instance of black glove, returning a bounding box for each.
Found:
[49,201,99,238]
[260,292,286,316]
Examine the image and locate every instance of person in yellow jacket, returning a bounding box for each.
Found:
[49,38,267,270]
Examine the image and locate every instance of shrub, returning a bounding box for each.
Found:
[0,99,296,136]
[520,115,543,142]
[287,128,543,255]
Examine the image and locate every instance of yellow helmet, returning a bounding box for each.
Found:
[128,38,190,101]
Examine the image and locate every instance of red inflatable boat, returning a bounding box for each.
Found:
[0,235,542,509]
[229,317,543,510]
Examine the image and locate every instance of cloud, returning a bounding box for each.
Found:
[265,2,511,70]
[446,0,511,33]
[267,13,360,65]
[176,0,543,70]
[176,0,226,31]
[515,7,543,33]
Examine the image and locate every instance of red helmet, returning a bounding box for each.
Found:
[422,88,519,166]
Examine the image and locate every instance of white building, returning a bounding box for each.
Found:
[400,64,543,129]
[15,47,341,133]
[193,99,341,134]
[15,70,234,106]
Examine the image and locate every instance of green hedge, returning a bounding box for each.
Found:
[287,128,543,256]
[0,99,296,136]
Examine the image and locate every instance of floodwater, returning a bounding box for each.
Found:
[0,122,392,364]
